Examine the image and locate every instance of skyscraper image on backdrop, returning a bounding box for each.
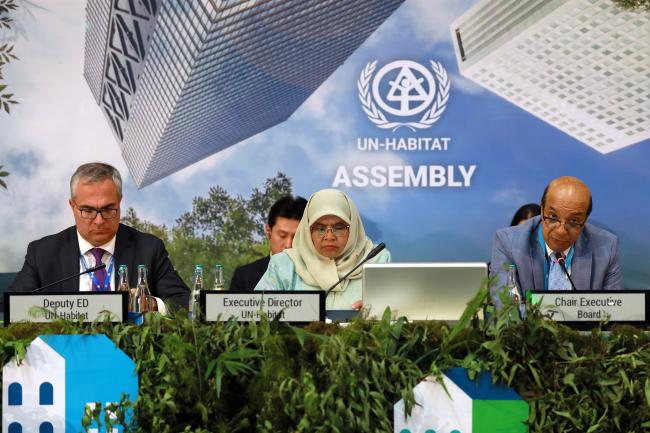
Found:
[451,0,650,154]
[84,0,405,187]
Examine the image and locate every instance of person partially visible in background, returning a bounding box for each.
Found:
[230,195,307,291]
[510,203,541,226]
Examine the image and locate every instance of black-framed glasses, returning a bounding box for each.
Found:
[542,214,585,231]
[310,224,350,238]
[75,204,119,220]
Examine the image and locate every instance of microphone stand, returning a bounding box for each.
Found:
[325,242,386,297]
[557,256,578,291]
[28,263,107,293]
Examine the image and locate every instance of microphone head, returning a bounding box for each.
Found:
[368,242,386,259]
[555,253,566,267]
[326,242,387,297]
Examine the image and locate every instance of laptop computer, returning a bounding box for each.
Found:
[362,262,488,321]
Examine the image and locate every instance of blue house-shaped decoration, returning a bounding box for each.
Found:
[3,334,138,433]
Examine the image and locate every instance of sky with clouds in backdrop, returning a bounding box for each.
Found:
[1,0,649,288]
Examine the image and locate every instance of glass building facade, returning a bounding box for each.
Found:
[84,0,405,186]
[451,0,650,154]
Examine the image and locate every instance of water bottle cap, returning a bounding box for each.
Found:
[215,264,223,269]
[195,264,203,269]
[119,264,128,270]
[137,264,145,269]
[507,264,517,270]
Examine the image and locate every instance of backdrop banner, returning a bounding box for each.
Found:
[1,0,648,289]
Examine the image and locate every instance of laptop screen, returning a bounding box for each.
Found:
[362,262,488,321]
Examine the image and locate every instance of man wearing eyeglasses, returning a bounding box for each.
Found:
[8,162,190,311]
[489,176,623,306]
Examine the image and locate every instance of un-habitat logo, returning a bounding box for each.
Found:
[358,59,450,132]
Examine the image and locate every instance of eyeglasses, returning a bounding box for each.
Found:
[310,224,350,237]
[75,204,119,220]
[542,214,585,231]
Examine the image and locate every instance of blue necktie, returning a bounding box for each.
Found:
[548,252,570,290]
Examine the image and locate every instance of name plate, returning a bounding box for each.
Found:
[4,292,128,325]
[530,291,649,327]
[200,291,325,323]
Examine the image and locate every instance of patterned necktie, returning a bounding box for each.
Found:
[90,248,108,291]
[548,252,570,290]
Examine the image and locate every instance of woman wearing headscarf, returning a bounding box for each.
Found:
[254,188,391,310]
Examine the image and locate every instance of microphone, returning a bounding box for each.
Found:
[325,242,386,297]
[556,254,577,291]
[28,263,107,293]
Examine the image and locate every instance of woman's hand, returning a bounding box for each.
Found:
[351,300,363,310]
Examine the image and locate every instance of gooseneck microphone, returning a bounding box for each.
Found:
[556,254,578,291]
[28,263,107,293]
[325,242,386,297]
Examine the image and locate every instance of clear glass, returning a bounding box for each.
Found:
[189,264,203,320]
[135,265,154,313]
[505,264,525,317]
[118,265,134,311]
[118,265,129,291]
[213,264,225,290]
[506,265,518,298]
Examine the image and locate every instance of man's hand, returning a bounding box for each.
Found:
[142,295,158,312]
[129,288,158,312]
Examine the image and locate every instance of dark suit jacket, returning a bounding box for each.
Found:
[489,216,623,306]
[230,256,270,292]
[9,224,190,309]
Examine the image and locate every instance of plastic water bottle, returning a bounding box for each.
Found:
[505,264,525,318]
[213,264,225,290]
[189,264,203,320]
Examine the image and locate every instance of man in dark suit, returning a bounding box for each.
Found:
[490,176,623,307]
[9,162,189,311]
[230,195,307,291]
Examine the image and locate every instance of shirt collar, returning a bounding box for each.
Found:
[544,243,571,260]
[77,231,116,256]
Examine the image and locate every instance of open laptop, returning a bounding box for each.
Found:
[362,262,488,321]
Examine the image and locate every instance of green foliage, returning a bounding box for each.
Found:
[0,0,19,113]
[121,207,169,240]
[0,164,8,189]
[448,295,650,433]
[612,0,650,11]
[0,0,18,190]
[122,172,292,288]
[82,395,136,433]
[0,292,648,432]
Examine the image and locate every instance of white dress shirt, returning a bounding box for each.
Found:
[76,231,167,314]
